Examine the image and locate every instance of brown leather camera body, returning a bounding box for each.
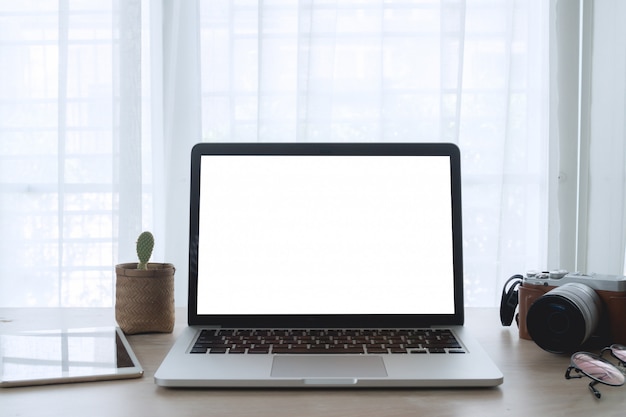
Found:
[518,283,626,345]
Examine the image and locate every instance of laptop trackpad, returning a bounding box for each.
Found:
[271,356,387,378]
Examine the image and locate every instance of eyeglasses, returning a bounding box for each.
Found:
[601,344,626,367]
[565,344,626,399]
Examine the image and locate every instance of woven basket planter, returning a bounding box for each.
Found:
[115,262,175,334]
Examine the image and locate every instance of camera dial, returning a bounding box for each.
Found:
[549,270,568,279]
[525,270,568,280]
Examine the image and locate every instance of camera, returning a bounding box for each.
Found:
[503,270,626,353]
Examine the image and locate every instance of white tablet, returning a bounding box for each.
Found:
[0,327,143,387]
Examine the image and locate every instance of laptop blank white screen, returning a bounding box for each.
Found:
[196,155,455,315]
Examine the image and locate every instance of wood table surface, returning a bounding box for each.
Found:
[1,307,624,417]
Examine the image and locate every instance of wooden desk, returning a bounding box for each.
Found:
[1,307,624,416]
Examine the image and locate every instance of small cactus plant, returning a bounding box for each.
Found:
[136,231,154,270]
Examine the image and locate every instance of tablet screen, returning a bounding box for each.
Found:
[0,327,143,387]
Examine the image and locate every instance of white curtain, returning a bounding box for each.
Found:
[0,0,147,306]
[196,0,551,306]
[6,0,616,309]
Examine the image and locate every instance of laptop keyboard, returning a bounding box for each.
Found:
[189,328,465,355]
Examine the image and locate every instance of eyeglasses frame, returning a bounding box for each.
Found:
[565,350,625,399]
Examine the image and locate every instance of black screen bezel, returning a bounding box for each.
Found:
[187,142,464,328]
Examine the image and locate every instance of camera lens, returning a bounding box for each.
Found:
[526,283,602,353]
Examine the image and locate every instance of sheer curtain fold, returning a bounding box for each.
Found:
[116,0,144,264]
[295,1,338,143]
[161,0,201,302]
[548,0,580,271]
[439,0,465,145]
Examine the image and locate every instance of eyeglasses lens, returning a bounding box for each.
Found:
[571,352,625,386]
[609,344,626,365]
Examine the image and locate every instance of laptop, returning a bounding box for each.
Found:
[154,142,503,388]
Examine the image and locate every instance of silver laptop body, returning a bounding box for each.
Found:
[154,142,503,388]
